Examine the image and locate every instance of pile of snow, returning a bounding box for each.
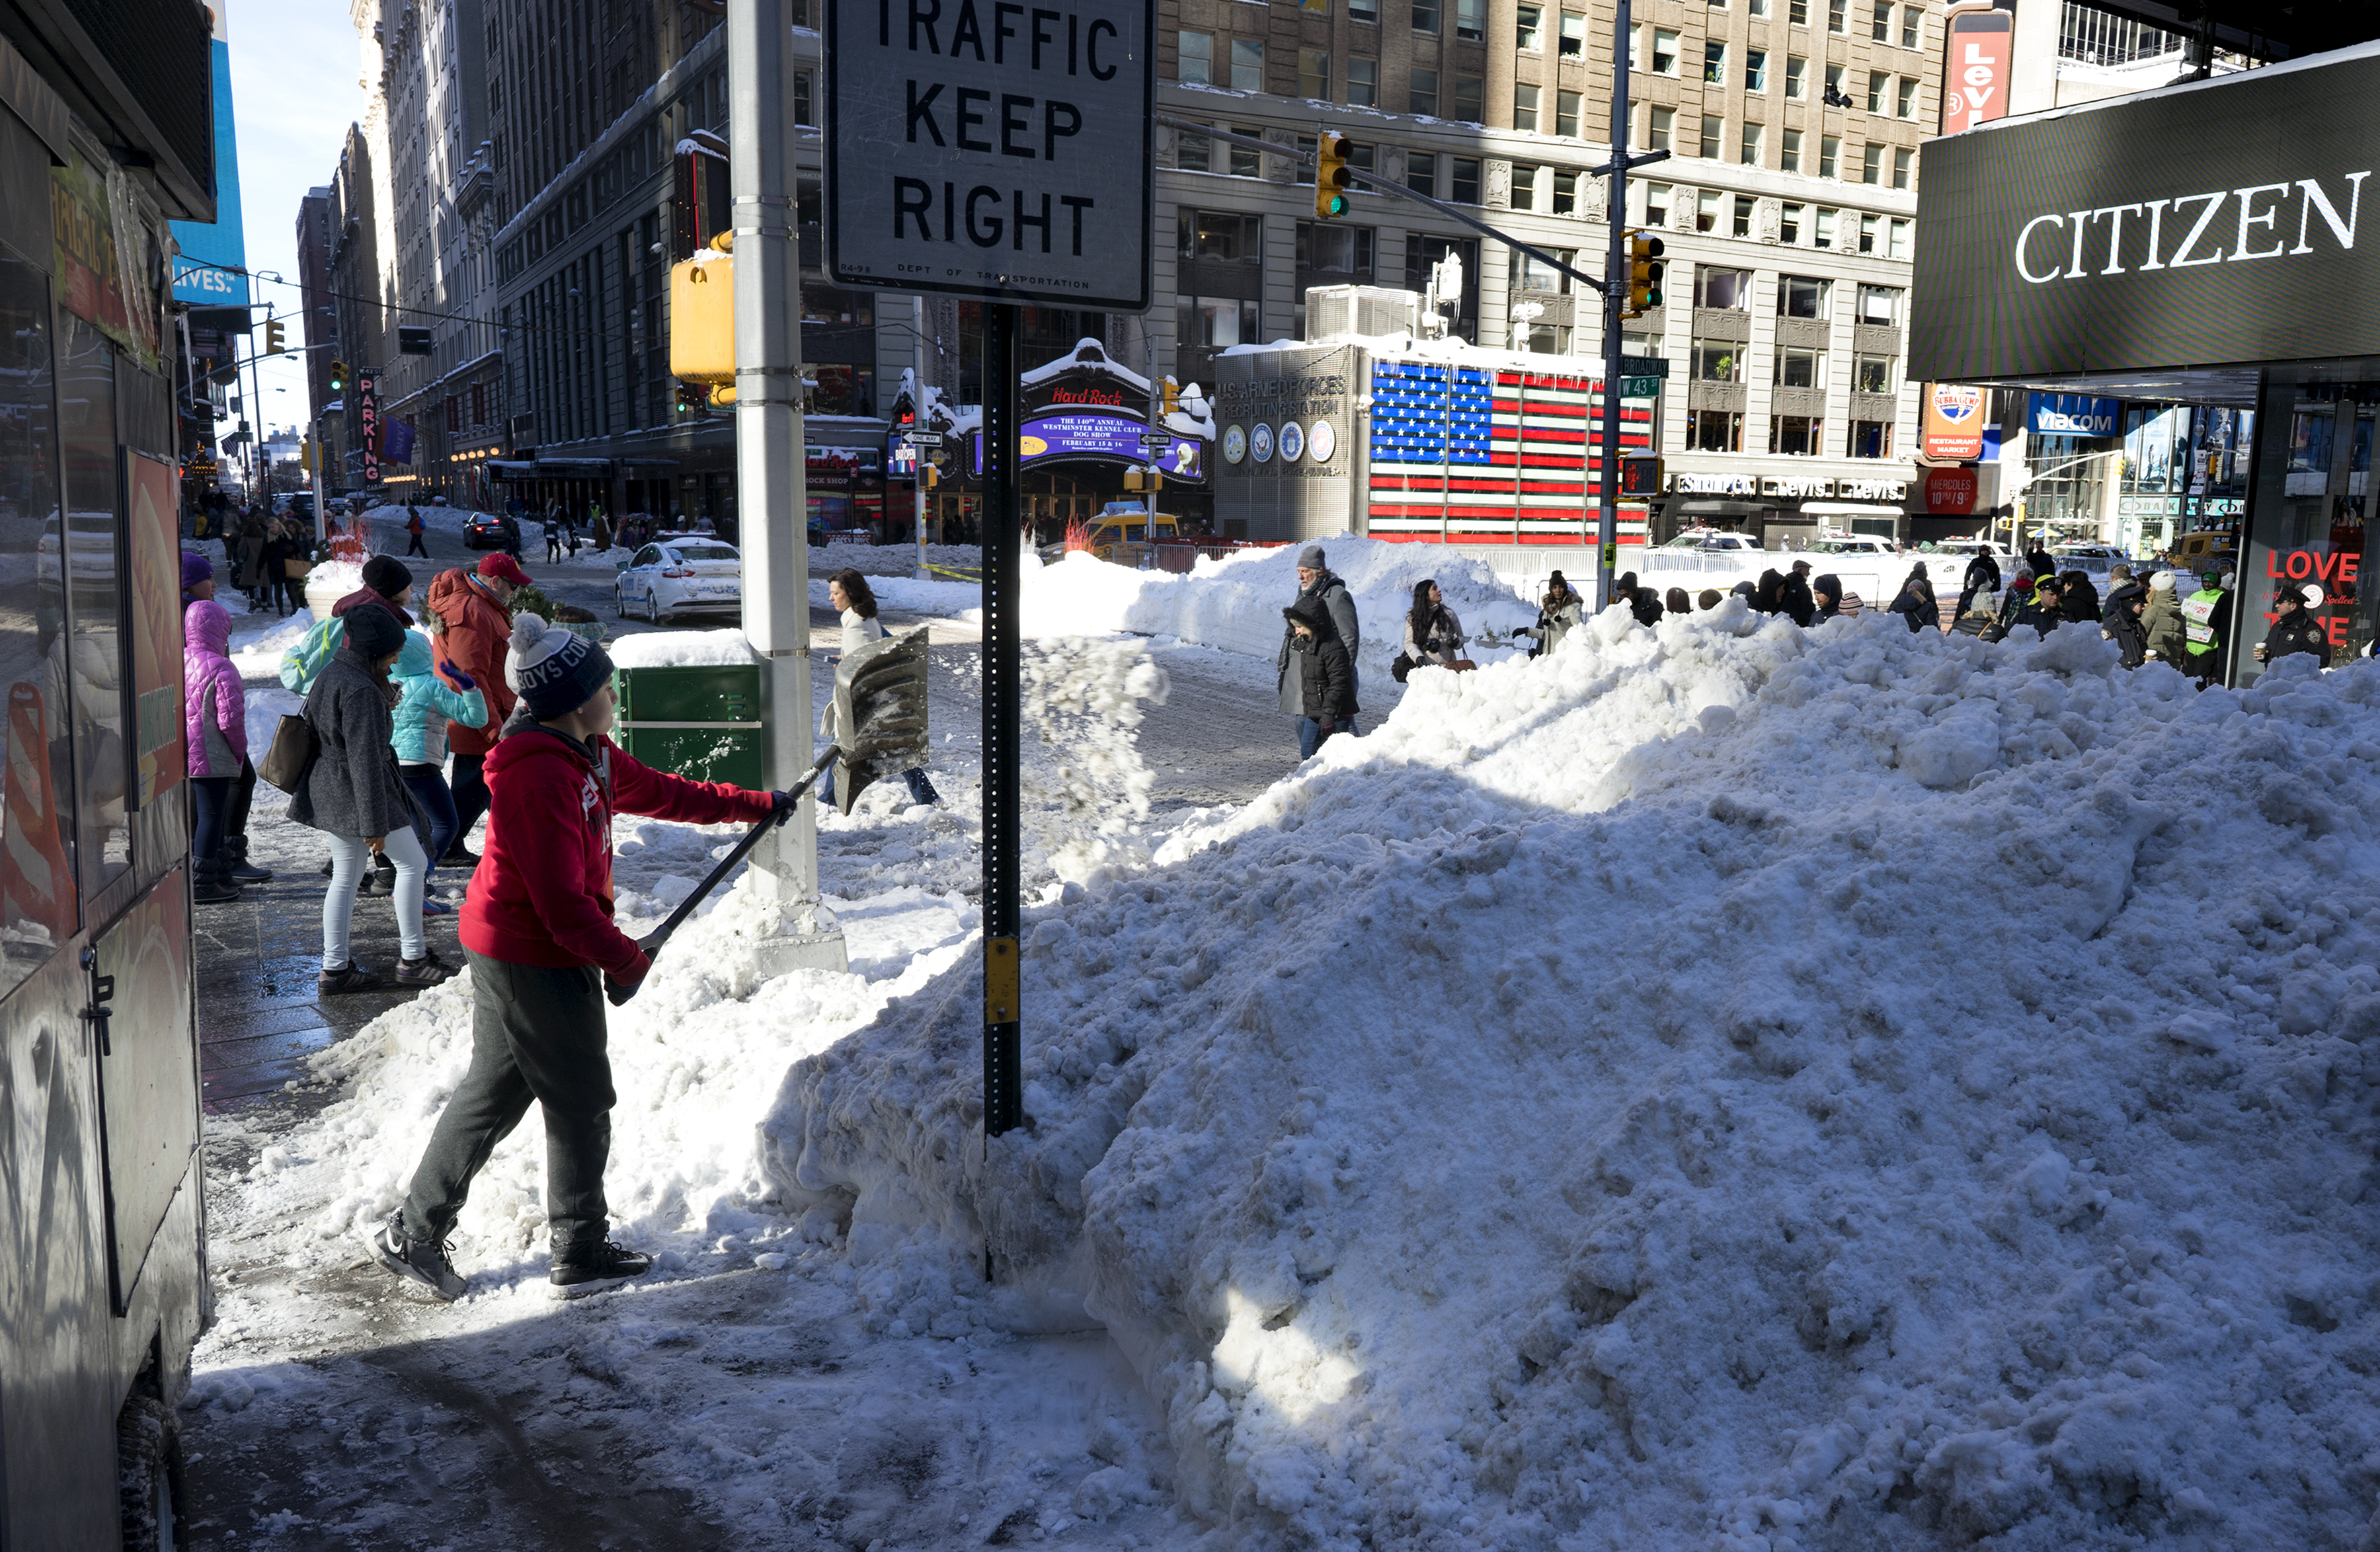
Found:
[811,573,981,619]
[1021,535,1540,687]
[610,629,754,668]
[811,540,982,578]
[763,607,2380,1549]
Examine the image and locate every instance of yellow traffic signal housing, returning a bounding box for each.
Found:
[1314,132,1352,219]
[670,241,735,386]
[264,319,286,355]
[922,464,939,490]
[1625,233,1666,317]
[329,358,348,391]
[1158,377,1181,418]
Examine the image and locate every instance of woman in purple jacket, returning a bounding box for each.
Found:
[184,599,250,903]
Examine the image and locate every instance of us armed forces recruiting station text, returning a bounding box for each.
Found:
[885,0,1117,261]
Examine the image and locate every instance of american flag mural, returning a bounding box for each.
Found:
[1365,361,1655,544]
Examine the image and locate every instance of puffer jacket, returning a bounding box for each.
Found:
[1525,590,1585,655]
[277,586,415,694]
[425,568,518,756]
[390,629,487,765]
[2140,586,2188,663]
[1285,596,1357,721]
[182,600,246,777]
[2101,584,2149,668]
[1277,570,1361,716]
[290,647,416,838]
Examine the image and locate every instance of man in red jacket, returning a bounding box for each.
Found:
[425,553,529,866]
[371,614,787,1300]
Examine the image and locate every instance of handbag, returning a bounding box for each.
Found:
[283,557,312,579]
[257,712,319,793]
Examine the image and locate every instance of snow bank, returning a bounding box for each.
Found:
[811,540,982,578]
[762,608,2380,1549]
[1022,535,1540,686]
[810,574,982,618]
[610,629,754,668]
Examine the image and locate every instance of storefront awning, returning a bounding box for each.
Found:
[487,459,537,478]
[537,458,614,474]
[1800,502,1905,516]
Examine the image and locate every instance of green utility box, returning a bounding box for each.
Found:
[612,662,767,789]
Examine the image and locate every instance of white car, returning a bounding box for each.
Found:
[1805,535,1898,556]
[614,538,743,622]
[1661,529,1765,552]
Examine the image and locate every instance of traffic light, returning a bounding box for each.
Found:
[1314,132,1352,219]
[1625,233,1666,317]
[1158,377,1181,418]
[328,359,348,391]
[264,319,286,355]
[921,463,939,490]
[673,379,702,414]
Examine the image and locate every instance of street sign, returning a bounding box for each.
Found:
[1620,354,1671,378]
[822,0,1156,311]
[1138,432,1173,447]
[908,430,945,447]
[1620,376,1662,399]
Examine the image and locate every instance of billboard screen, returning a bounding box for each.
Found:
[170,3,248,310]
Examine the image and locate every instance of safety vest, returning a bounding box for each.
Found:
[2181,588,2223,655]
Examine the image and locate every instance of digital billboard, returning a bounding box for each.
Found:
[170,3,249,311]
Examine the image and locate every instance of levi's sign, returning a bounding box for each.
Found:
[824,0,1154,310]
[1911,48,2380,382]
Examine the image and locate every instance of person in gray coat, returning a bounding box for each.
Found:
[1277,543,1361,738]
[290,604,453,993]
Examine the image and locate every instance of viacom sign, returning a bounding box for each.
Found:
[2029,392,2119,438]
[1912,47,2380,382]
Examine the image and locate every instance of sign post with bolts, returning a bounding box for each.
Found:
[824,0,1154,1264]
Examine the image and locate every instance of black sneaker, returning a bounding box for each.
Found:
[549,1237,653,1292]
[368,1212,467,1301]
[318,961,386,995]
[395,951,456,987]
[440,845,483,870]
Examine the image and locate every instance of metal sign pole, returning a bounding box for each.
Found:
[1596,0,1634,611]
[983,303,1023,1181]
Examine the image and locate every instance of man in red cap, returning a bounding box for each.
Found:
[426,553,530,865]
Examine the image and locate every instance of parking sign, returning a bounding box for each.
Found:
[824,0,1154,311]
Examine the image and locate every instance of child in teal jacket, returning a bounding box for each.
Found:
[391,628,487,914]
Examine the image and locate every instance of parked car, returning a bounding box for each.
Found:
[1660,528,1766,552]
[614,538,743,621]
[464,511,510,549]
[1805,535,1899,556]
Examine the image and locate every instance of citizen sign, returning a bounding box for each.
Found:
[2011,173,2369,285]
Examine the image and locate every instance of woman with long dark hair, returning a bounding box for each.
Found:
[1402,578,1472,671]
[824,568,941,804]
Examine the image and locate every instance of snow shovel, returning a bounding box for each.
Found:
[603,627,930,1005]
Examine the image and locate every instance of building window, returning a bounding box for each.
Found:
[1774,345,1825,385]
[1704,40,1727,83]
[1229,126,1263,177]
[1871,1,1891,41]
[1557,90,1581,136]
[1828,0,1846,28]
[1644,181,1670,224]
[1413,0,1440,31]
[1349,141,1376,172]
[1790,0,1807,22]
[1561,11,1586,54]
[1177,30,1212,82]
[1749,0,1768,15]
[1777,274,1829,316]
[1866,69,1889,112]
[1853,353,1894,393]
[1452,157,1482,203]
[1745,49,1767,91]
[1780,200,1803,241]
[1784,56,1806,98]
[1696,189,1722,231]
[1861,143,1883,184]
[1653,28,1679,73]
[1304,0,1329,13]
[1409,67,1439,114]
[1856,283,1899,323]
[1892,146,1913,190]
[1696,265,1751,308]
[1649,104,1673,150]
[1770,414,1824,453]
[1350,0,1375,20]
[1232,38,1264,89]
[1815,206,1837,247]
[1897,76,1917,118]
[1300,49,1330,98]
[1513,81,1539,129]
[1887,217,1911,259]
[1699,115,1722,158]
[1454,77,1484,122]
[1348,57,1378,105]
[1458,0,1486,38]
[1900,3,1920,47]
[1820,135,1840,178]
[1732,194,1755,235]
[1181,295,1261,354]
[1177,124,1210,171]
[1740,124,1763,165]
[1511,163,1538,210]
[1519,248,1576,290]
[1858,211,1879,251]
[1299,221,1375,279]
[1552,169,1579,213]
[1825,62,1847,103]
[1517,3,1543,49]
[793,71,814,125]
[1781,127,1803,171]
[1689,410,1745,451]
[1848,419,1893,457]
[1406,151,1437,197]
[1179,209,1263,263]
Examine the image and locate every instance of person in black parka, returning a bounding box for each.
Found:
[1284,596,1356,761]
[2102,580,2149,668]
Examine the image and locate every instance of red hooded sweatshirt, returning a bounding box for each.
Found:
[459,718,775,982]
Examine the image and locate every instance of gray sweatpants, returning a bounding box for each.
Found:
[401,951,616,1248]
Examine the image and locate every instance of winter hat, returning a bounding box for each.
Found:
[477,552,533,587]
[180,549,212,593]
[340,601,407,660]
[2011,572,2034,590]
[360,555,414,600]
[1283,596,1334,636]
[507,613,614,720]
[2151,570,2176,592]
[1297,544,1326,569]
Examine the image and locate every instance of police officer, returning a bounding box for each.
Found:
[2179,570,2233,685]
[2255,580,2332,668]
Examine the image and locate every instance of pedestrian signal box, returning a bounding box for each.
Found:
[670,239,735,388]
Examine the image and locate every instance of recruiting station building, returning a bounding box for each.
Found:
[1911,40,2380,687]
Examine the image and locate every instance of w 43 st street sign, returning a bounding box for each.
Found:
[823,0,1156,311]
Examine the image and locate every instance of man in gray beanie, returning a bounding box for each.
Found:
[1278,543,1361,745]
[370,614,797,1300]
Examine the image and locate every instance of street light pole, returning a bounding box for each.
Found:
[729,0,846,973]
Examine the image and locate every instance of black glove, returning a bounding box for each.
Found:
[604,929,674,1007]
[771,789,800,822]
